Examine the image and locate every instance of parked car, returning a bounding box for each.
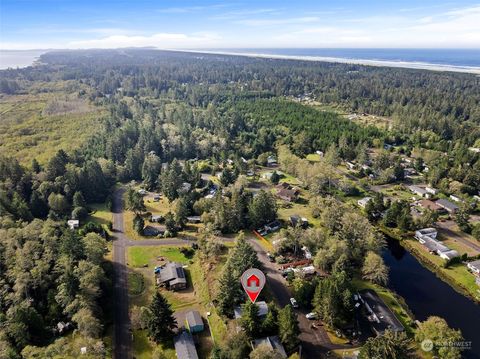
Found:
[290,297,298,308]
[266,252,275,262]
[306,312,318,320]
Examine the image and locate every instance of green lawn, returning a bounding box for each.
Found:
[128,246,191,268]
[128,271,145,296]
[132,330,176,359]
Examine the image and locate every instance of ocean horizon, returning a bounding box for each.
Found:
[1,48,480,73]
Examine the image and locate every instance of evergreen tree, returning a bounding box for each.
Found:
[240,301,259,338]
[277,305,300,353]
[359,330,413,359]
[147,292,177,343]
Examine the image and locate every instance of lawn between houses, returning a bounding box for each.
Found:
[126,246,228,359]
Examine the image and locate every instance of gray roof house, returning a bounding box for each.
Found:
[185,310,204,333]
[252,336,287,358]
[467,260,480,276]
[157,262,187,290]
[234,301,269,319]
[174,331,198,359]
[408,185,428,197]
[436,199,459,213]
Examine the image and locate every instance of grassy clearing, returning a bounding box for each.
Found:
[0,90,106,164]
[128,246,191,268]
[128,271,145,296]
[132,330,176,359]
[306,153,322,162]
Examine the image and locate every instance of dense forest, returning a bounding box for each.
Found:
[0,49,479,358]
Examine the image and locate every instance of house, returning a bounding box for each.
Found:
[404,168,417,177]
[67,219,79,230]
[408,185,428,197]
[267,155,278,167]
[302,246,312,259]
[157,262,187,290]
[467,260,480,276]
[290,215,308,228]
[153,194,161,202]
[179,182,192,194]
[265,220,281,233]
[425,187,439,195]
[143,225,165,237]
[246,170,255,177]
[436,199,459,214]
[174,331,199,359]
[151,214,163,223]
[138,189,147,196]
[276,183,300,202]
[185,310,204,333]
[415,227,438,241]
[449,194,462,203]
[346,161,356,170]
[234,301,269,319]
[252,336,287,358]
[418,200,444,213]
[357,197,372,208]
[186,216,202,224]
[293,265,316,276]
[415,228,459,260]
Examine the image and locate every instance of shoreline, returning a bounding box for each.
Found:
[170,49,480,75]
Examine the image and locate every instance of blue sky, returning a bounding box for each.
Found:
[1,0,479,49]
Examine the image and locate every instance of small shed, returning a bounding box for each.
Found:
[185,310,204,333]
[67,219,79,230]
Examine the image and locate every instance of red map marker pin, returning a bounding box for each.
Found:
[241,268,266,303]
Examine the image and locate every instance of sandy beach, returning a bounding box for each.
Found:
[172,49,480,75]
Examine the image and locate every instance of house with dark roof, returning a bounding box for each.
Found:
[174,331,198,359]
[156,262,187,290]
[252,336,287,358]
[276,183,299,202]
[436,199,459,214]
[290,215,308,228]
[185,310,204,333]
[418,199,444,213]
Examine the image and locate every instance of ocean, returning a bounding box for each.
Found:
[202,48,480,74]
[0,50,46,70]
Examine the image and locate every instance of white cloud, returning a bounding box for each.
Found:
[235,16,319,26]
[67,32,222,49]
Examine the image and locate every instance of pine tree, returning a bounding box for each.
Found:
[216,263,242,317]
[278,305,300,353]
[240,301,259,338]
[147,292,177,343]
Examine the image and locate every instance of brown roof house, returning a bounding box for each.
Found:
[156,262,187,291]
[275,182,300,202]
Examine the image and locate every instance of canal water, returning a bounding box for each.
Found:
[383,237,480,359]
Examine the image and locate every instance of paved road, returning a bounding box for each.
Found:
[248,238,352,358]
[437,220,480,253]
[112,188,132,359]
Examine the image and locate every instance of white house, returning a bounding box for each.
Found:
[467,260,480,276]
[357,197,372,208]
[425,186,439,195]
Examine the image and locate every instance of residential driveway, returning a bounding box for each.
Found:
[248,238,352,358]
